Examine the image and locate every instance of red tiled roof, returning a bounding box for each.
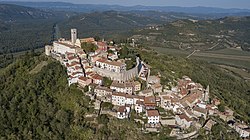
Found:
[178,113,192,122]
[118,106,126,113]
[96,58,107,63]
[144,96,156,105]
[112,92,126,97]
[80,38,95,43]
[91,74,103,80]
[55,41,76,49]
[147,110,159,117]
[75,66,82,70]
[68,56,77,60]
[78,76,89,81]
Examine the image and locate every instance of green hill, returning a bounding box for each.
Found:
[59,11,165,39]
[0,4,56,21]
[0,53,172,140]
[130,16,250,51]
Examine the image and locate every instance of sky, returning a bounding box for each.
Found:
[6,0,250,9]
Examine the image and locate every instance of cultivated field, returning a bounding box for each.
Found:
[151,47,250,70]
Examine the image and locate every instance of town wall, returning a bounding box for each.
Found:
[93,57,142,82]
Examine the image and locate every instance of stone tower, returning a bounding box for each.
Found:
[71,29,77,44]
[45,45,53,56]
[204,85,210,102]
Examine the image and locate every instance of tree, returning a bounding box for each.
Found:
[103,77,113,87]
[218,103,225,112]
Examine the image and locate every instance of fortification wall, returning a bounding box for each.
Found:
[93,57,142,82]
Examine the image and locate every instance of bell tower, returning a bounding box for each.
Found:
[71,29,77,44]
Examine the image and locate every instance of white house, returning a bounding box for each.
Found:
[135,100,144,113]
[68,76,78,86]
[112,92,126,106]
[96,58,126,73]
[133,81,141,92]
[110,82,126,93]
[110,81,134,94]
[117,106,130,119]
[231,123,250,138]
[147,110,160,124]
[94,86,113,100]
[125,95,134,105]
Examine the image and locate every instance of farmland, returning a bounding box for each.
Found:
[151,47,250,70]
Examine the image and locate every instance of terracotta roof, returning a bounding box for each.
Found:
[125,82,133,88]
[85,72,94,76]
[126,94,135,99]
[178,114,192,122]
[111,82,125,88]
[68,56,77,60]
[171,97,179,103]
[77,51,86,55]
[144,96,156,105]
[85,66,93,69]
[193,106,207,114]
[95,86,112,92]
[91,74,103,80]
[65,52,75,56]
[133,95,145,100]
[180,88,188,96]
[80,38,95,43]
[96,58,108,63]
[162,96,171,100]
[71,72,83,76]
[107,61,124,67]
[78,76,89,81]
[75,66,82,70]
[112,92,126,97]
[55,41,76,49]
[182,93,202,104]
[118,106,126,113]
[147,110,159,117]
[152,83,162,89]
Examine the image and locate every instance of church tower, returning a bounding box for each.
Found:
[71,29,77,44]
[204,85,210,103]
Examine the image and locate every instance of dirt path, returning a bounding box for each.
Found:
[29,61,48,74]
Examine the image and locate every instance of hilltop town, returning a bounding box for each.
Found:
[45,29,250,139]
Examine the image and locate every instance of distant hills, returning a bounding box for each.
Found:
[58,11,165,39]
[129,16,250,51]
[1,1,250,16]
[0,4,55,21]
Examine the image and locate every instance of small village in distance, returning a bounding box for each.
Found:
[45,29,250,139]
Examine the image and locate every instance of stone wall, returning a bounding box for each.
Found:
[93,57,142,82]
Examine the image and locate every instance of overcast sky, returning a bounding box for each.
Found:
[6,0,250,9]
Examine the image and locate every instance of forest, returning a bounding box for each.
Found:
[0,53,174,140]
